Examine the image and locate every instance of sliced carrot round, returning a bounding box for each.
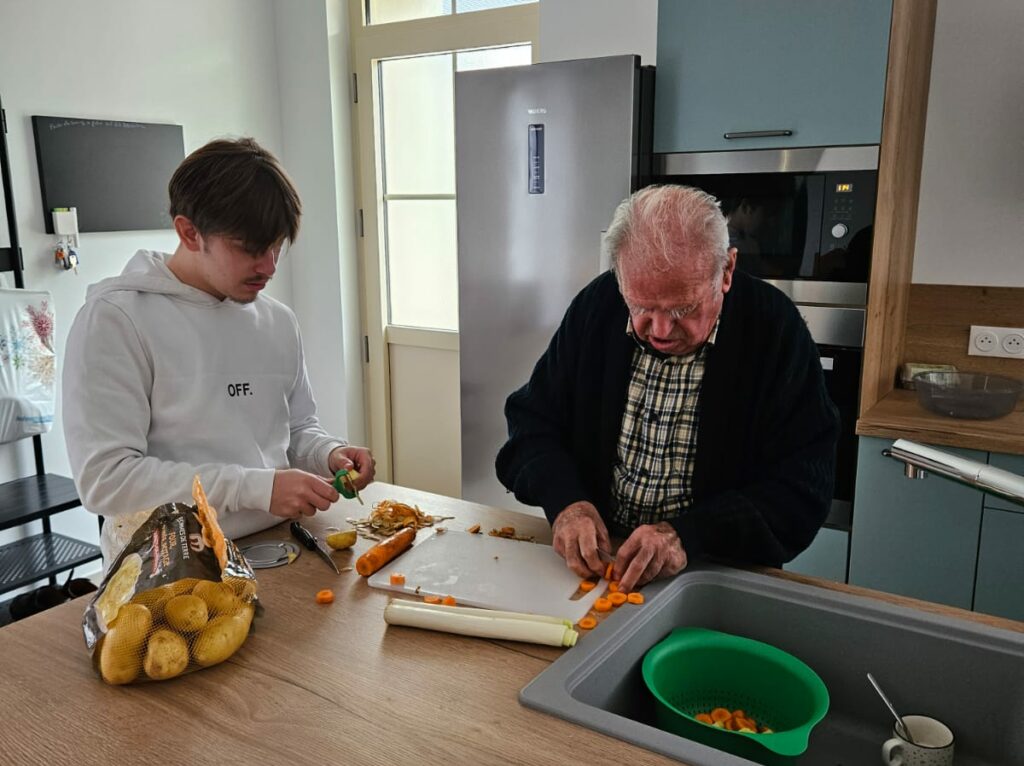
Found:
[711,707,732,723]
[315,589,334,604]
[626,592,645,605]
[695,713,714,725]
[609,592,628,606]
[607,581,620,593]
[423,595,442,604]
[390,573,406,586]
[604,563,614,581]
[442,595,457,606]
[578,580,596,592]
[578,617,597,630]
[593,597,613,612]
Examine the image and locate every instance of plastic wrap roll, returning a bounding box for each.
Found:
[384,599,578,647]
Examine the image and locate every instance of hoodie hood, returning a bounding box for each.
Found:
[86,250,224,307]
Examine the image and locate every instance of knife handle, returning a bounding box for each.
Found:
[289,521,317,550]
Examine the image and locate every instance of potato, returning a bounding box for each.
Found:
[143,629,190,680]
[192,580,240,615]
[130,585,174,622]
[192,606,254,667]
[167,578,201,597]
[224,577,257,602]
[99,603,152,685]
[164,594,209,633]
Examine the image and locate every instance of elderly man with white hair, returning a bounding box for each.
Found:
[497,185,840,592]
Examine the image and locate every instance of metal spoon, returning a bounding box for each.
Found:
[867,673,915,744]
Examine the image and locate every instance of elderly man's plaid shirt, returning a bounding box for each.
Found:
[610,321,718,529]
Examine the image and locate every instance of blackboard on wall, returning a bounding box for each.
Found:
[32,116,184,233]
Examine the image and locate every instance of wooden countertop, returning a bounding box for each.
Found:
[2,482,1022,766]
[857,388,1024,455]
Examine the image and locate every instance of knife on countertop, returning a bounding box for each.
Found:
[290,521,340,574]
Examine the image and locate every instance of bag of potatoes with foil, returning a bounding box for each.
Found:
[82,478,260,685]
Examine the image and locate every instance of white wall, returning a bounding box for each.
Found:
[538,0,658,64]
[912,0,1024,286]
[273,0,364,444]
[0,0,301,581]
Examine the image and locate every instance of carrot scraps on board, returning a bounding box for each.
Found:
[315,589,335,604]
[423,595,442,604]
[593,597,612,612]
[390,573,406,586]
[609,592,628,607]
[578,617,597,630]
[442,595,457,606]
[578,580,596,592]
[626,592,645,605]
[466,524,481,534]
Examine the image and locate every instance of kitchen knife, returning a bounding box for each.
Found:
[289,521,340,574]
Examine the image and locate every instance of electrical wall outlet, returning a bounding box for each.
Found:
[969,325,1024,359]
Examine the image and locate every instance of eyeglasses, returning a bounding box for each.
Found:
[623,279,719,321]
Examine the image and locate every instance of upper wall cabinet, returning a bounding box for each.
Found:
[654,0,893,153]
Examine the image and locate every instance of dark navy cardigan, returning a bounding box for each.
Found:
[495,269,840,567]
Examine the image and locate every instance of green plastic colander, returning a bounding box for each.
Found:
[642,628,829,763]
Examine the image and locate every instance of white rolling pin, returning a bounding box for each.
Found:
[384,599,579,647]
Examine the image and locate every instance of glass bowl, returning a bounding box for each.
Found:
[913,371,1023,420]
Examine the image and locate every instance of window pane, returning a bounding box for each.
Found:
[386,200,458,330]
[456,44,532,72]
[456,0,537,13]
[380,54,456,195]
[367,0,451,25]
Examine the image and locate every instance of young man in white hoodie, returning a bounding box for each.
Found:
[63,137,374,561]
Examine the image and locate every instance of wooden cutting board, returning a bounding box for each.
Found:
[367,530,604,622]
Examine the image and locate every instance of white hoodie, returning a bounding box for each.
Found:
[63,250,345,560]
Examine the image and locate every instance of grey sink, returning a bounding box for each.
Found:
[520,564,1023,765]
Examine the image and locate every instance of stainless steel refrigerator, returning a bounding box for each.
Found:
[455,55,653,511]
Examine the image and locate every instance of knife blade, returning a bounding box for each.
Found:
[289,521,340,574]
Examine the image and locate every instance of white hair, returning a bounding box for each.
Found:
[604,185,730,281]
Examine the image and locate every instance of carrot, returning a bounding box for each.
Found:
[423,595,442,604]
[389,573,406,586]
[467,524,481,534]
[315,589,334,604]
[578,617,597,630]
[593,597,612,612]
[626,592,645,605]
[578,580,596,592]
[609,592,628,607]
[695,713,714,725]
[604,562,613,581]
[355,527,416,576]
[607,581,622,593]
[711,707,732,724]
[442,595,457,606]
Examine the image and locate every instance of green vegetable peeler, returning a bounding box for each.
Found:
[333,468,364,505]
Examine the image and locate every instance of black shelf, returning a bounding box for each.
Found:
[0,533,101,594]
[0,474,81,532]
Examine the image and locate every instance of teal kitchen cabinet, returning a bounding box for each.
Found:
[785,527,848,583]
[848,436,986,609]
[973,505,1024,622]
[655,0,893,153]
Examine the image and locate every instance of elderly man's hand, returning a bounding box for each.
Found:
[614,521,687,592]
[552,501,611,579]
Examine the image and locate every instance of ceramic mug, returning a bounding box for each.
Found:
[881,715,954,766]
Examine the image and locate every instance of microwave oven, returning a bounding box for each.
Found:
[648,146,878,315]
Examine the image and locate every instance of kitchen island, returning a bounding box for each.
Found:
[2,482,1021,766]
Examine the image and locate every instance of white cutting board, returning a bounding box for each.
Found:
[367,531,603,622]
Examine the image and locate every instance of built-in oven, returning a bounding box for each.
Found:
[648,146,879,535]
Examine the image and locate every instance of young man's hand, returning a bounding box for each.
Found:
[552,501,611,579]
[270,469,340,518]
[613,521,687,592]
[328,446,376,489]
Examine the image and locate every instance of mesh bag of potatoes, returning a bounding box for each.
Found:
[83,477,260,685]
